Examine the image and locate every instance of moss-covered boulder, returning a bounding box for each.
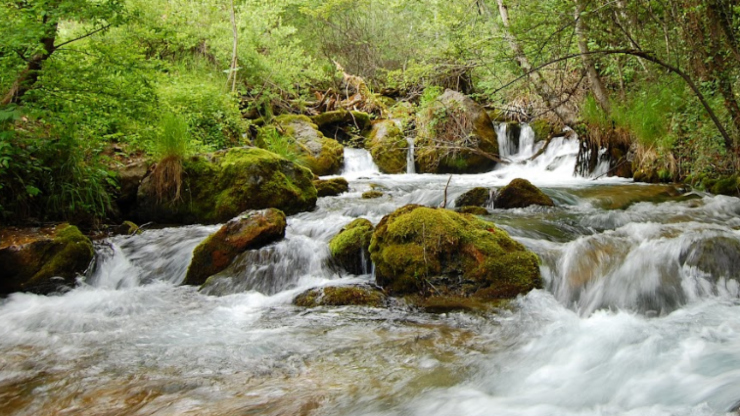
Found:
[329,218,374,275]
[530,119,555,142]
[415,90,499,173]
[494,178,554,209]
[455,187,491,208]
[293,285,386,307]
[311,110,371,148]
[314,177,349,197]
[276,115,344,176]
[366,119,408,174]
[457,206,490,216]
[362,190,384,199]
[184,209,286,286]
[137,147,316,224]
[0,224,94,295]
[369,205,542,299]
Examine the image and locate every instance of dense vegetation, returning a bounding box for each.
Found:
[2,0,739,225]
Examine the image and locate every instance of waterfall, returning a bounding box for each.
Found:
[495,123,514,158]
[341,148,380,176]
[406,136,416,174]
[517,123,536,160]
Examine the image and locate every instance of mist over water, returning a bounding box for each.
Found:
[2,130,740,415]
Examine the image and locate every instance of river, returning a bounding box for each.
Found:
[1,126,740,415]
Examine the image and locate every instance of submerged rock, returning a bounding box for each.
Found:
[366,119,408,174]
[369,205,542,299]
[137,147,316,224]
[455,187,491,207]
[415,90,499,173]
[184,209,286,286]
[275,115,344,176]
[329,218,374,275]
[293,285,386,307]
[362,190,384,199]
[679,236,740,282]
[494,178,554,209]
[0,224,94,295]
[314,177,349,197]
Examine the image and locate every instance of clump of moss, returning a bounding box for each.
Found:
[369,205,542,299]
[314,177,349,197]
[455,187,491,207]
[274,115,344,176]
[494,178,554,209]
[362,190,384,199]
[530,119,555,142]
[293,285,386,307]
[137,147,317,224]
[329,218,374,275]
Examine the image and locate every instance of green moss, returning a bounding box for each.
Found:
[494,178,554,209]
[369,205,541,299]
[530,119,554,142]
[329,218,374,275]
[314,177,349,197]
[455,187,490,207]
[137,147,317,224]
[366,119,408,174]
[457,206,489,215]
[273,114,344,176]
[293,285,386,307]
[710,175,740,196]
[362,190,384,199]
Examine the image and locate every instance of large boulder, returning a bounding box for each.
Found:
[275,115,344,176]
[311,110,371,148]
[0,224,94,295]
[113,161,149,217]
[293,285,386,307]
[136,147,317,224]
[415,90,499,173]
[366,119,408,174]
[369,205,542,299]
[494,178,554,209]
[329,218,374,275]
[183,209,286,286]
[314,177,349,197]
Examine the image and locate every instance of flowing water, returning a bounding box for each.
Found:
[2,130,740,416]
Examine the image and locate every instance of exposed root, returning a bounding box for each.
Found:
[150,155,184,204]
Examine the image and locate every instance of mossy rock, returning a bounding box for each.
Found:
[369,205,542,299]
[709,175,740,196]
[311,110,371,131]
[275,114,344,175]
[362,190,384,199]
[457,206,490,216]
[314,177,350,197]
[329,218,374,275]
[365,119,408,174]
[184,209,286,286]
[412,295,509,313]
[633,168,661,184]
[0,224,94,295]
[113,161,149,217]
[137,147,317,224]
[293,285,386,307]
[494,178,554,209]
[110,221,140,236]
[679,236,740,281]
[529,119,555,142]
[455,187,491,208]
[415,90,499,173]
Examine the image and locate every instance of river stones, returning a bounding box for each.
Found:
[274,115,344,176]
[314,177,349,197]
[366,119,408,174]
[137,147,316,224]
[183,209,287,286]
[329,219,374,275]
[369,204,542,300]
[679,236,740,281]
[415,89,499,173]
[293,285,386,307]
[0,224,94,295]
[455,187,491,207]
[494,178,554,209]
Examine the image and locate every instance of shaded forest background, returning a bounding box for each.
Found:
[1,0,739,225]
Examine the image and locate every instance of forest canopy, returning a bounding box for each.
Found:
[1,0,739,224]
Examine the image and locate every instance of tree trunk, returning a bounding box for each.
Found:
[226,0,238,93]
[1,19,57,106]
[494,0,570,123]
[574,0,611,114]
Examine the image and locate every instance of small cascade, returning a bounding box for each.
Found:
[590,148,611,178]
[517,123,536,160]
[341,148,380,176]
[495,123,515,158]
[406,136,416,174]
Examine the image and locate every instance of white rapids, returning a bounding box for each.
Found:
[2,128,740,416]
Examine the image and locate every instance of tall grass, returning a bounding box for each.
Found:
[151,113,191,204]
